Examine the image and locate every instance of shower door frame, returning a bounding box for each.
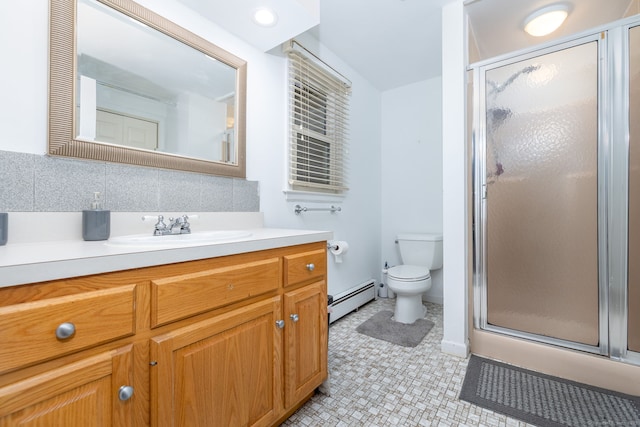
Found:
[471,27,634,359]
[614,21,640,366]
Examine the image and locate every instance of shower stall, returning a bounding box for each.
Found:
[472,19,640,365]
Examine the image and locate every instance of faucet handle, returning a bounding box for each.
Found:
[180,215,198,230]
[142,215,164,223]
[180,215,192,234]
[142,215,167,235]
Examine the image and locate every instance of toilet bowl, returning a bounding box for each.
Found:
[386,232,442,324]
[387,264,431,324]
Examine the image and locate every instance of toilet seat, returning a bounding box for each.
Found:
[387,265,430,282]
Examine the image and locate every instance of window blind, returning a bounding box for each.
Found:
[287,45,351,193]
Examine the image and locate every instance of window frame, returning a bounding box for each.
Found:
[287,45,350,194]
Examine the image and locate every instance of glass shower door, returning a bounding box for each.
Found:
[629,25,640,354]
[482,40,601,348]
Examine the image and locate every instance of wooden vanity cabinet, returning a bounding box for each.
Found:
[0,241,328,427]
[150,297,283,427]
[0,285,137,373]
[282,248,328,409]
[0,284,139,427]
[283,281,327,409]
[150,243,328,427]
[0,345,135,427]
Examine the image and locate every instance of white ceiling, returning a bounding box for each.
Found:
[176,0,450,91]
[176,0,320,52]
[309,0,451,91]
[467,0,634,61]
[178,0,637,92]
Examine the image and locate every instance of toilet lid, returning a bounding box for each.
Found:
[387,265,430,281]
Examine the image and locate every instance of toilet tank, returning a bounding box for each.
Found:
[396,233,443,270]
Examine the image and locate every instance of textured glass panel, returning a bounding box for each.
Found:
[485,42,599,345]
[629,26,640,353]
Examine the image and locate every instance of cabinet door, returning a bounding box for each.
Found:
[0,345,134,427]
[283,281,328,408]
[150,297,283,427]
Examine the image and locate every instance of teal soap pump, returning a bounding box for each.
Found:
[82,192,110,241]
[0,212,7,245]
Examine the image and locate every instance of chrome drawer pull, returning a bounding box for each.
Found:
[290,313,299,323]
[276,320,285,329]
[55,322,76,340]
[118,385,134,401]
[306,263,315,271]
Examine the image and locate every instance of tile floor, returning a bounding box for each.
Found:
[281,298,534,427]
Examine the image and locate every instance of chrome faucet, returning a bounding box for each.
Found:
[151,215,167,236]
[168,215,192,235]
[143,214,193,236]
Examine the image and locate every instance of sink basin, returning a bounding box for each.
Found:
[106,230,252,248]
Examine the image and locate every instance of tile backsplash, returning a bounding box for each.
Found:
[0,150,259,212]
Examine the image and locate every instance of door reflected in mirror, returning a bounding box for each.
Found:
[49,0,247,177]
[76,0,237,163]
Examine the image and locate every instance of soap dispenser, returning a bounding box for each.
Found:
[0,212,7,246]
[82,192,110,241]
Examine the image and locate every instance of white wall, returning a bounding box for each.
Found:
[441,0,469,357]
[0,0,383,298]
[256,31,383,296]
[381,78,444,303]
[0,0,48,155]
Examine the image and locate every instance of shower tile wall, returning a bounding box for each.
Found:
[0,150,259,213]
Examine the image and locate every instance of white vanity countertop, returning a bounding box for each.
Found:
[0,213,332,288]
[0,228,332,288]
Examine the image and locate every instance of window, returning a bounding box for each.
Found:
[287,45,351,193]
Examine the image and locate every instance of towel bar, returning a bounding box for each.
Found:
[294,204,342,215]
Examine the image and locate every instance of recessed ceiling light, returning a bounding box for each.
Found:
[524,4,569,37]
[253,7,278,27]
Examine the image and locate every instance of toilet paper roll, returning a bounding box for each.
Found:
[329,240,349,263]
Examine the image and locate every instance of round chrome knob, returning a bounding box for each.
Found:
[290,314,299,323]
[118,385,134,401]
[55,322,76,340]
[306,263,315,271]
[276,320,285,329]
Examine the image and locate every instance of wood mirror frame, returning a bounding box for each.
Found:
[49,0,247,177]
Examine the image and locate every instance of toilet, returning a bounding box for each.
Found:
[387,233,443,324]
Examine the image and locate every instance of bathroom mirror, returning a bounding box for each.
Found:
[49,0,247,177]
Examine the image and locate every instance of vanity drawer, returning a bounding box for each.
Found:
[151,257,280,327]
[284,249,326,287]
[0,285,136,374]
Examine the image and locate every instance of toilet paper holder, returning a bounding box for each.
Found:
[327,240,349,263]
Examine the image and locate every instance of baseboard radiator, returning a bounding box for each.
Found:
[329,280,376,324]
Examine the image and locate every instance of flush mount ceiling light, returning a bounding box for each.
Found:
[524,4,569,37]
[252,7,278,27]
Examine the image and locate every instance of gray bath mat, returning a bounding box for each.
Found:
[355,310,434,347]
[460,354,640,427]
